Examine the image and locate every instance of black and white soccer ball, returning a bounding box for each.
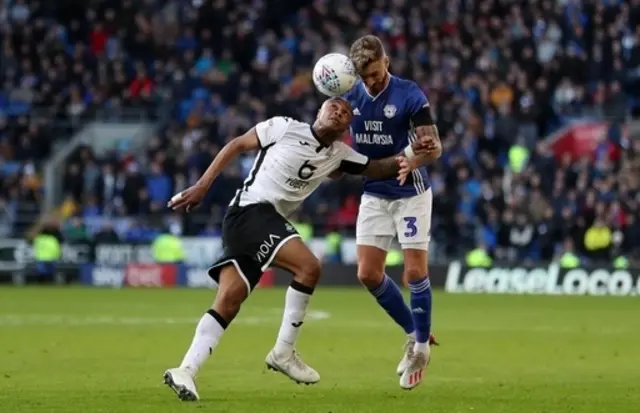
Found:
[312,53,358,97]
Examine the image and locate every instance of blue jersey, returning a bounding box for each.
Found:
[344,76,430,199]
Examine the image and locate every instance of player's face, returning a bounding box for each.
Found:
[359,57,389,95]
[319,98,353,135]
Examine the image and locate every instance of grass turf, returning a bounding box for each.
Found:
[0,287,638,412]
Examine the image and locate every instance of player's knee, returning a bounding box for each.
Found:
[403,248,429,282]
[215,286,246,320]
[357,268,385,289]
[404,267,427,283]
[214,267,250,319]
[296,258,322,286]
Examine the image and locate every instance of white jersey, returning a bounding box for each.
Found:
[230,116,369,218]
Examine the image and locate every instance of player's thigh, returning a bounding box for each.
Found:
[270,236,321,285]
[394,189,433,277]
[207,203,300,293]
[356,194,394,283]
[356,193,395,252]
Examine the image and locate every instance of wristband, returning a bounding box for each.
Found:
[404,145,415,158]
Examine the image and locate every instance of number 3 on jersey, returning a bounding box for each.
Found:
[298,160,317,180]
[403,216,417,237]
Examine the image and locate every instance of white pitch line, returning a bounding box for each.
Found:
[0,311,630,334]
[0,310,332,326]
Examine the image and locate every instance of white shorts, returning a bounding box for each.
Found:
[356,189,433,251]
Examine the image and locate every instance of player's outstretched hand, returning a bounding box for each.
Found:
[396,156,418,186]
[168,184,207,213]
[411,137,439,153]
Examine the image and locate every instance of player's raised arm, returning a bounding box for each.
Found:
[168,116,290,212]
[411,105,442,163]
[408,83,442,164]
[335,139,435,180]
[396,119,442,184]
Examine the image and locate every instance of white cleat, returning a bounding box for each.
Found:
[397,333,439,375]
[163,368,200,401]
[396,336,416,376]
[399,347,430,390]
[265,349,320,385]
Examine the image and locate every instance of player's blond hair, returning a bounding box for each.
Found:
[349,35,386,74]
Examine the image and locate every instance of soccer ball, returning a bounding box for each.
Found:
[312,53,358,97]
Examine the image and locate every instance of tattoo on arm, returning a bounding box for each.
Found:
[415,124,439,139]
[415,124,442,162]
[357,124,442,180]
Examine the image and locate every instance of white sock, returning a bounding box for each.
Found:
[179,311,226,377]
[274,285,312,356]
[408,331,416,340]
[414,341,429,355]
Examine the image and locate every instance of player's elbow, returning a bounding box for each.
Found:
[231,129,261,153]
[234,139,255,153]
[217,140,246,161]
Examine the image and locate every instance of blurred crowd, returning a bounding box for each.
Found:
[1,0,640,264]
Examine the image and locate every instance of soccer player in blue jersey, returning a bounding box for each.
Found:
[343,35,442,390]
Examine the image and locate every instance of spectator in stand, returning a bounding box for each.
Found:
[31,216,63,282]
[0,0,639,265]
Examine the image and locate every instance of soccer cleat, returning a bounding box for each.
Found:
[265,349,320,385]
[399,347,430,390]
[163,368,200,401]
[396,336,415,376]
[397,333,439,376]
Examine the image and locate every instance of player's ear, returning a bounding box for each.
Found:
[383,56,390,69]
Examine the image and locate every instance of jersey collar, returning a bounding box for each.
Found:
[362,74,393,101]
[309,125,329,152]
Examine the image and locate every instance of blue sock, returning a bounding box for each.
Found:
[368,274,414,334]
[409,277,432,343]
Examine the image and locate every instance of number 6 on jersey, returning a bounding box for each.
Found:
[298,160,317,180]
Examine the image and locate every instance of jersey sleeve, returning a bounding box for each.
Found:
[335,142,370,175]
[254,116,290,147]
[405,82,430,117]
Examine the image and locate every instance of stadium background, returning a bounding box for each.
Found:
[1,1,639,412]
[2,0,640,272]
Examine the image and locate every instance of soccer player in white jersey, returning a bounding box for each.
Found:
[162,97,439,402]
[342,35,443,390]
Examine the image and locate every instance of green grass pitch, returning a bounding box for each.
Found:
[0,287,638,412]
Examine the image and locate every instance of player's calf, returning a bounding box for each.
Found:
[405,269,432,356]
[164,265,248,401]
[265,281,321,385]
[265,238,322,384]
[357,246,415,337]
[363,271,415,335]
[396,262,433,388]
[392,262,438,381]
[363,272,419,376]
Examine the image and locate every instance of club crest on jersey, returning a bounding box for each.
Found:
[383,104,397,119]
[353,108,361,116]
